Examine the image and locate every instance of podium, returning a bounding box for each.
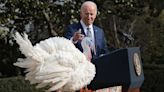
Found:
[88,47,144,92]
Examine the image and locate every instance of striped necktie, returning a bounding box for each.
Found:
[87,27,92,38]
[86,27,96,55]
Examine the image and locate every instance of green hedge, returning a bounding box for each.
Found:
[0,76,44,92]
[141,64,164,92]
[0,64,164,92]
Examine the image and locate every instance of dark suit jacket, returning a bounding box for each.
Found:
[64,22,109,60]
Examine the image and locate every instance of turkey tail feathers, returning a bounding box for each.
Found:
[14,32,44,62]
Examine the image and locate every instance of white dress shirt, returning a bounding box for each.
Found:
[80,20,95,43]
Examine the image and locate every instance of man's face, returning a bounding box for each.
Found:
[80,5,97,26]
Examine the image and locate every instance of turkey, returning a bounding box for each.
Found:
[13,32,96,92]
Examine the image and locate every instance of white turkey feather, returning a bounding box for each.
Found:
[13,32,96,92]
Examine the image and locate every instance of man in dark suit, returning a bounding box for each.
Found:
[64,1,109,60]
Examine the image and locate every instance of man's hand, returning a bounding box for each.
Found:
[73,29,84,41]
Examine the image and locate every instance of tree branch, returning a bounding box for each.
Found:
[42,10,58,36]
[113,15,120,48]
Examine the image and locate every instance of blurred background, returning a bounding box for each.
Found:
[0,0,164,92]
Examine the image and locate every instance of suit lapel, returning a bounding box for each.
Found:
[93,26,99,56]
[93,26,98,44]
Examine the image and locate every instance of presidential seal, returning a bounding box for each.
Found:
[133,53,142,76]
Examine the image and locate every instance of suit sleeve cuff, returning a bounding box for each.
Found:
[70,37,78,44]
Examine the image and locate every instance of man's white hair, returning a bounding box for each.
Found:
[80,1,97,14]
